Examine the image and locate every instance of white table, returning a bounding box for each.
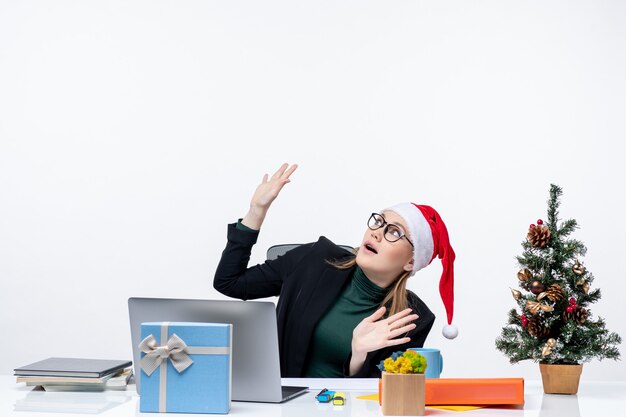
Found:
[2,375,625,416]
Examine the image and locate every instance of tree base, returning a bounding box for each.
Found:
[539,363,583,395]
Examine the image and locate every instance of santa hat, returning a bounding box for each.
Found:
[385,203,458,340]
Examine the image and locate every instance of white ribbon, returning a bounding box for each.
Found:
[139,333,193,376]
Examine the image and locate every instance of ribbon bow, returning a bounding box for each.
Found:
[139,333,193,376]
[525,300,554,315]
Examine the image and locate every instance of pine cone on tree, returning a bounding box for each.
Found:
[527,224,551,248]
[542,284,564,302]
[563,307,589,324]
[527,316,550,338]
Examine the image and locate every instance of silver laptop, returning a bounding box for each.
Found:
[128,297,308,403]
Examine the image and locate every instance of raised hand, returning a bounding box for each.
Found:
[241,163,298,230]
[250,163,298,211]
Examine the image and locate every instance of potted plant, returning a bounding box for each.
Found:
[495,185,621,394]
[377,350,427,415]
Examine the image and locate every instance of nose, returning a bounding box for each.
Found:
[370,228,383,242]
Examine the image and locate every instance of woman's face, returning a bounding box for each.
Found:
[355,210,414,286]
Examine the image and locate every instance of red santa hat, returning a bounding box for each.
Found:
[385,203,458,339]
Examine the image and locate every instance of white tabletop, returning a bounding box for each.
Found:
[2,375,625,417]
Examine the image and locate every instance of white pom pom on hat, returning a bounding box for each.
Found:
[385,203,458,340]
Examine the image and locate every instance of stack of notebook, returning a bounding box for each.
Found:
[14,357,133,392]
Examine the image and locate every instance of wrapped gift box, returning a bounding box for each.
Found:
[139,322,232,414]
[425,378,524,405]
[378,377,525,406]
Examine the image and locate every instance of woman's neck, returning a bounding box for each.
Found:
[358,266,395,289]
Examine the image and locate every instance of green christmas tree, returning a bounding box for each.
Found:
[495,184,621,364]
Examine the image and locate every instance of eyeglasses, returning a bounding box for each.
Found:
[368,213,414,247]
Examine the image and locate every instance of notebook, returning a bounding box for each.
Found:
[18,368,133,392]
[128,297,309,403]
[14,358,132,378]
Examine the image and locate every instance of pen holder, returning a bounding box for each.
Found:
[381,372,425,416]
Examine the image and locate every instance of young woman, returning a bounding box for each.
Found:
[214,163,456,377]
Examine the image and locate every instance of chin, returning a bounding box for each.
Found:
[354,253,368,269]
[355,255,379,274]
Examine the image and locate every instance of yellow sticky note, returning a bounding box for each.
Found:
[356,394,485,411]
[355,394,487,412]
[355,394,379,401]
[428,405,486,412]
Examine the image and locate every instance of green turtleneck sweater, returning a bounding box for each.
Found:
[304,267,388,377]
[234,221,388,377]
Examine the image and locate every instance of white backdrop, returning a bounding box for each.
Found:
[1,0,624,381]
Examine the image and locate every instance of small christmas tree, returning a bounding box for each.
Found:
[496,184,621,365]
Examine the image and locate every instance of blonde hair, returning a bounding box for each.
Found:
[330,248,410,317]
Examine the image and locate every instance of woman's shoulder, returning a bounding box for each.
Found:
[289,236,353,254]
[314,236,354,259]
[270,236,353,263]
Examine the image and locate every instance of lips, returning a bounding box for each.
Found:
[364,242,378,254]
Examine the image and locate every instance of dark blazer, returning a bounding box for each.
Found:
[214,222,436,377]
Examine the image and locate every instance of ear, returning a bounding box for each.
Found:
[403,257,414,272]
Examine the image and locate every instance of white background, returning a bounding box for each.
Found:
[1,0,624,381]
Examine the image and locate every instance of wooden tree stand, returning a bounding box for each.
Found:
[381,372,426,416]
[539,364,583,395]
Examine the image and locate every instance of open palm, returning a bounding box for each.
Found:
[352,307,418,355]
[250,163,298,210]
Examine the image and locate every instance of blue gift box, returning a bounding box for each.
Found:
[139,322,232,414]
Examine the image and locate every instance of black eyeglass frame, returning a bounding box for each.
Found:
[367,213,414,247]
